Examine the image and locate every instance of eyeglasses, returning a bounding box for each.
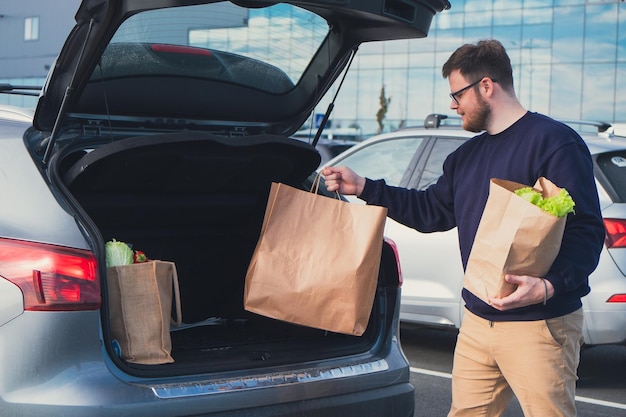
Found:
[449,77,497,105]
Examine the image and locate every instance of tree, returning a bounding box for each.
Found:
[376,85,391,134]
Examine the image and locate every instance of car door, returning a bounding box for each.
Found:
[399,136,467,327]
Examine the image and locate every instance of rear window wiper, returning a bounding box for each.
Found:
[0,84,41,97]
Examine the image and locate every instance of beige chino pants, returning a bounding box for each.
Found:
[448,308,584,417]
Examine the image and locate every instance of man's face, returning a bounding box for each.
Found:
[448,70,490,133]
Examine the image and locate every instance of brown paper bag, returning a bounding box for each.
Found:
[243,181,387,336]
[107,260,182,364]
[463,177,567,303]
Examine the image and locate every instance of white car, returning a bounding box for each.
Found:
[322,114,626,346]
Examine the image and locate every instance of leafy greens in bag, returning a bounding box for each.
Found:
[514,187,575,217]
[105,239,149,267]
[106,239,134,267]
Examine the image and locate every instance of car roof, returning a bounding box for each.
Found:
[322,113,626,169]
[33,0,450,138]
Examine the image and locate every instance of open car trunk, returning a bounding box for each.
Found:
[60,133,396,374]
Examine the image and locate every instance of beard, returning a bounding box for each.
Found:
[463,93,491,133]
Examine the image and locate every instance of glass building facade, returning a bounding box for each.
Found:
[2,0,624,137]
[315,0,626,135]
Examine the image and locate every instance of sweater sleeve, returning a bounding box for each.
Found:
[359,177,457,233]
[541,141,605,296]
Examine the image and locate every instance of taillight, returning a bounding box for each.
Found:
[607,294,626,303]
[604,218,626,248]
[0,238,100,311]
[383,237,403,287]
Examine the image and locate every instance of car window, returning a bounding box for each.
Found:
[99,2,328,94]
[417,137,466,190]
[595,150,626,203]
[335,137,424,186]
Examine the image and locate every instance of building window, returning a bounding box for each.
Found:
[24,16,39,41]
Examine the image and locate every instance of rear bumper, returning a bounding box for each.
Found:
[203,382,416,417]
[1,312,415,417]
[582,307,626,345]
[583,256,626,345]
[1,381,415,417]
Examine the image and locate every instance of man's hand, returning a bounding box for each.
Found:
[322,166,366,197]
[488,274,554,311]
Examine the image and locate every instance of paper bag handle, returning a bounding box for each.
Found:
[310,172,340,199]
[170,264,183,327]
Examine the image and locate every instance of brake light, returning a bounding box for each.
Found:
[607,294,626,303]
[604,218,626,248]
[383,237,403,287]
[0,238,100,311]
[151,44,212,56]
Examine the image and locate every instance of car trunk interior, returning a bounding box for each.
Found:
[60,132,388,373]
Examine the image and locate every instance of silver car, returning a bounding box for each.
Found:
[0,1,452,416]
[322,114,626,346]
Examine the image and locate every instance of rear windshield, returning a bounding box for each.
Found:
[595,151,626,203]
[96,2,328,94]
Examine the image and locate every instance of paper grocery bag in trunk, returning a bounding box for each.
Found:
[107,260,182,364]
[463,177,568,303]
[244,180,387,336]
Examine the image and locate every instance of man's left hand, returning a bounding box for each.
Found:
[488,274,554,311]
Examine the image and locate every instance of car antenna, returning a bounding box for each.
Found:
[312,47,357,148]
[42,18,96,166]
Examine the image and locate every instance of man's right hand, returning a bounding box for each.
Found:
[321,166,366,197]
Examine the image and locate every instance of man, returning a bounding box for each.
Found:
[322,39,605,416]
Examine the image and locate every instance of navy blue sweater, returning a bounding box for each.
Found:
[360,112,605,321]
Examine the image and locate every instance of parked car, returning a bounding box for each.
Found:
[292,136,360,167]
[322,113,626,346]
[291,127,362,166]
[0,1,451,416]
[0,104,34,123]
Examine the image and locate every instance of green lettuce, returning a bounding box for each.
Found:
[105,239,134,267]
[514,187,575,218]
[514,187,543,205]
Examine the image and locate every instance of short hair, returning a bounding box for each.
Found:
[442,39,514,92]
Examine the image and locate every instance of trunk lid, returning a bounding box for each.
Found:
[33,0,450,146]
